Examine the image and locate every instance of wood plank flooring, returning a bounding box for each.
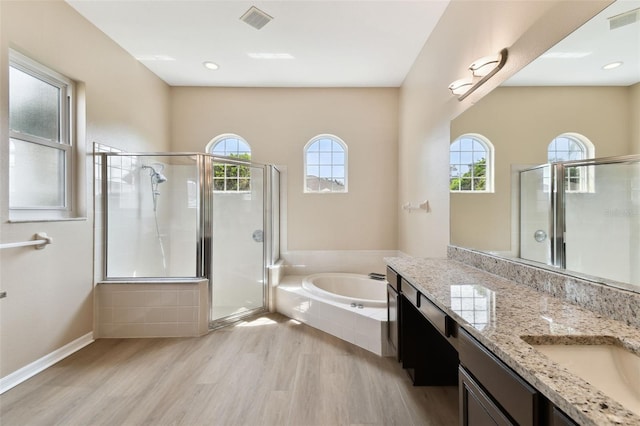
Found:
[0,313,458,426]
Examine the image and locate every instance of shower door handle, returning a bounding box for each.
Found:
[534,230,547,242]
[252,230,264,243]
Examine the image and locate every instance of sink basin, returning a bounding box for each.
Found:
[523,337,640,416]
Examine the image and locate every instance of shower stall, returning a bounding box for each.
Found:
[95,149,280,329]
[520,155,640,287]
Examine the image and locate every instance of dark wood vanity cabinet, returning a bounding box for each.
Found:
[388,267,581,426]
[549,407,579,426]
[386,266,401,361]
[459,328,540,426]
[400,278,458,386]
[459,366,513,426]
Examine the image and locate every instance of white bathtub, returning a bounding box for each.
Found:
[276,273,391,356]
[302,273,387,307]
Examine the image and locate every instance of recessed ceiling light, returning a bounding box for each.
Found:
[602,61,623,70]
[203,61,219,70]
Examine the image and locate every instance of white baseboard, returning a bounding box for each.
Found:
[0,332,94,394]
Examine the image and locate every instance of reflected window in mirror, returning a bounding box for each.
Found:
[450,134,494,192]
[548,133,594,193]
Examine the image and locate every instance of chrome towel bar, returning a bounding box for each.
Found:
[0,233,53,250]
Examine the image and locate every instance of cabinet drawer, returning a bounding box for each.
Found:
[386,266,400,292]
[418,293,450,337]
[459,329,539,426]
[401,278,418,306]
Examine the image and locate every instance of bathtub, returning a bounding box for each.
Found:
[302,273,387,307]
[276,273,391,356]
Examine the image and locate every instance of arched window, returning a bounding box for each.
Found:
[547,133,593,163]
[304,134,347,193]
[548,133,594,192]
[450,134,494,192]
[206,134,251,192]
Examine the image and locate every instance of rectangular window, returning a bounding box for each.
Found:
[9,50,74,220]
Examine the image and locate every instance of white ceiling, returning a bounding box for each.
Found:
[66,0,450,87]
[504,0,640,86]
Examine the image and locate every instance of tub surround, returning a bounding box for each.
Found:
[281,250,398,277]
[386,255,640,425]
[276,275,390,356]
[302,273,388,308]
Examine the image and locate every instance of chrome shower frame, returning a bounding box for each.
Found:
[96,151,280,330]
[520,154,640,270]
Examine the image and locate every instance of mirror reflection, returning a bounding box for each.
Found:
[450,0,640,290]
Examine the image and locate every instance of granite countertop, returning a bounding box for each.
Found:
[385,256,640,426]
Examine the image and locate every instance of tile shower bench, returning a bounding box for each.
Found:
[385,256,640,426]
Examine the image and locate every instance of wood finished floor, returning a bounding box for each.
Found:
[0,313,458,426]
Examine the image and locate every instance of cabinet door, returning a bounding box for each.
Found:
[400,295,458,385]
[387,285,400,361]
[459,329,538,426]
[459,367,514,426]
[551,406,579,426]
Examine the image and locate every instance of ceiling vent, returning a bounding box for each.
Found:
[608,8,640,30]
[240,6,273,30]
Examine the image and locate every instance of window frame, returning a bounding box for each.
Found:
[547,133,595,193]
[449,133,494,193]
[206,134,252,193]
[8,50,75,220]
[303,134,348,194]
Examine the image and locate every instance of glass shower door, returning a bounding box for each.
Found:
[520,165,553,265]
[564,160,640,285]
[209,160,267,326]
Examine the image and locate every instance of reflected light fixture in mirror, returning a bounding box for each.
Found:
[449,48,508,101]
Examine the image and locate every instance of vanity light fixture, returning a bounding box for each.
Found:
[469,54,502,77]
[602,61,623,70]
[203,61,219,70]
[448,79,474,96]
[449,48,508,101]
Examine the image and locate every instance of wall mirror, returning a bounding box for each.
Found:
[450,0,640,291]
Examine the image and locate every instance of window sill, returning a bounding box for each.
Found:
[450,191,494,194]
[303,191,349,194]
[8,217,87,224]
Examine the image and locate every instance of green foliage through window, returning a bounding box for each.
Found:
[450,158,486,191]
[213,153,251,192]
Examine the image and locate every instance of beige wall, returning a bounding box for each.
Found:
[170,87,399,250]
[631,83,640,155]
[450,86,631,251]
[398,0,612,257]
[0,1,170,377]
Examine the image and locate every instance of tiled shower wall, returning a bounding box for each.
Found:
[95,280,208,337]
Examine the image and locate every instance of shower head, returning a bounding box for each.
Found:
[142,164,168,184]
[152,172,167,184]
